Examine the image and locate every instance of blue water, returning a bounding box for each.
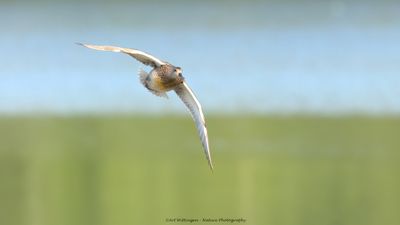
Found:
[1,1,399,115]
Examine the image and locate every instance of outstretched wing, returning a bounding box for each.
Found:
[175,82,213,171]
[77,43,165,68]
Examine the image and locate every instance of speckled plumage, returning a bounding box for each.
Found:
[79,43,214,171]
[151,65,184,91]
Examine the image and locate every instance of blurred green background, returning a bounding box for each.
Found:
[1,0,400,225]
[1,116,399,225]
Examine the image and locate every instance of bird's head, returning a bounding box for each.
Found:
[173,67,184,83]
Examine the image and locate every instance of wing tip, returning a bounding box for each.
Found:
[76,42,92,49]
[76,42,86,47]
[209,162,214,172]
[207,156,214,172]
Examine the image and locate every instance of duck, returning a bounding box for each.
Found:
[78,43,214,171]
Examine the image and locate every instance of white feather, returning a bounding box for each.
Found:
[77,43,165,68]
[175,82,213,170]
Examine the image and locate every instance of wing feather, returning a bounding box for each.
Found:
[175,82,213,170]
[77,43,165,68]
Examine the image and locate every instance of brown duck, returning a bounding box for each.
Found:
[78,43,214,171]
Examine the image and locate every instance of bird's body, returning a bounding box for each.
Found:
[140,64,184,97]
[78,43,214,170]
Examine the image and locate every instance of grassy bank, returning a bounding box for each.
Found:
[1,116,399,225]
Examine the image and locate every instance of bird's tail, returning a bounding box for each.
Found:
[138,68,148,86]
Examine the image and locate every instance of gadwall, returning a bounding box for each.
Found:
[78,43,213,171]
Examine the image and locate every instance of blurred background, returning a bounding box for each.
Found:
[1,0,399,224]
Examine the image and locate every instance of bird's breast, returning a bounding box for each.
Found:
[147,73,166,92]
[148,71,181,92]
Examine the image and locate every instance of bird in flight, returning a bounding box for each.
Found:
[78,43,213,171]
